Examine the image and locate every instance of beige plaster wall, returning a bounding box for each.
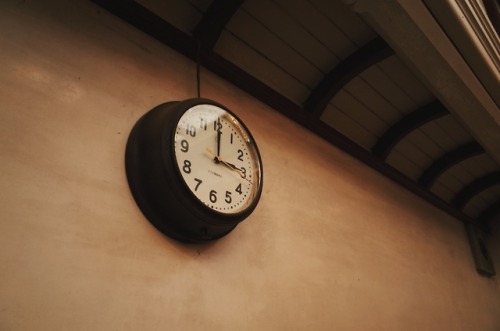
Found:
[0,1,499,330]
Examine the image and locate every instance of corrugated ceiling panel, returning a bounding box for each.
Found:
[309,0,375,47]
[331,89,389,136]
[273,0,358,62]
[461,154,499,177]
[395,139,435,168]
[359,64,418,115]
[389,139,432,178]
[225,9,321,89]
[376,56,434,106]
[343,75,401,125]
[459,154,497,179]
[419,119,465,151]
[242,0,339,71]
[433,167,469,197]
[385,150,422,180]
[405,128,447,161]
[136,0,202,34]
[434,116,472,145]
[320,104,376,150]
[396,130,444,165]
[216,31,310,103]
[443,164,475,190]
[430,181,455,202]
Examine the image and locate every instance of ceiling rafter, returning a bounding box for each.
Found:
[452,171,500,210]
[371,101,449,160]
[193,0,244,50]
[418,141,485,189]
[303,37,394,116]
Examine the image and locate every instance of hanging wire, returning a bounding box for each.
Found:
[196,39,202,98]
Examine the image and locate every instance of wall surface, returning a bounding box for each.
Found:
[1,1,499,330]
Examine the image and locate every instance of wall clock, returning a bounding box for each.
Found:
[125,98,263,242]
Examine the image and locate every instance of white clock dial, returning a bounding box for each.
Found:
[174,104,262,214]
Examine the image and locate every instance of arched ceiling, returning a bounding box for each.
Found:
[92,0,500,230]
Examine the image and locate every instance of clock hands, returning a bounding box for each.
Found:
[206,148,253,184]
[209,118,253,184]
[207,147,243,173]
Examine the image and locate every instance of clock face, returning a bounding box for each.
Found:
[174,104,262,215]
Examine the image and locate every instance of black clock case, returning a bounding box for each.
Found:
[125,98,263,243]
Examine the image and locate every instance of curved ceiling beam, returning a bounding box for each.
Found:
[372,101,449,160]
[303,37,394,116]
[418,141,485,189]
[452,171,500,210]
[478,198,500,225]
[193,0,244,50]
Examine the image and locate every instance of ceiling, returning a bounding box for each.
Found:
[91,0,500,230]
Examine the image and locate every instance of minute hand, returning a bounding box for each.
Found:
[206,148,253,184]
[216,118,222,157]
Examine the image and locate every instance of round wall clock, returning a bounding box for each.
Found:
[125,98,263,242]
